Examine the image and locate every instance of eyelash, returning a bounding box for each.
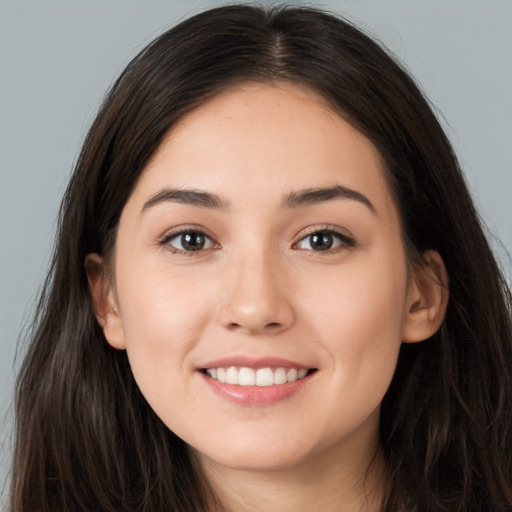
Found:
[293,226,356,254]
[159,226,219,256]
[159,225,356,255]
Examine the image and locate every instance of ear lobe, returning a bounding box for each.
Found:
[402,250,449,343]
[85,253,126,350]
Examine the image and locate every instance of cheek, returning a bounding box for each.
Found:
[302,257,408,385]
[114,259,218,395]
[292,260,408,448]
[118,258,212,338]
[114,265,220,430]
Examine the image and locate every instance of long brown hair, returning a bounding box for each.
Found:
[11,5,512,511]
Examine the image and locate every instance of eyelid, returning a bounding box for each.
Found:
[157,223,355,255]
[292,224,356,251]
[158,224,220,253]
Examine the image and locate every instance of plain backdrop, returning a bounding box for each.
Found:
[1,0,511,501]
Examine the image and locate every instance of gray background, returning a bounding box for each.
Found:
[1,0,511,503]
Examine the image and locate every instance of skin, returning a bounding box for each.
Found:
[88,83,448,511]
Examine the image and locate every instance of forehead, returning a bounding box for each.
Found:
[128,82,396,217]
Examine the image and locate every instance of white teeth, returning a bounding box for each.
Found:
[256,368,274,386]
[239,367,256,386]
[273,367,287,385]
[287,368,298,382]
[226,367,239,384]
[204,366,311,386]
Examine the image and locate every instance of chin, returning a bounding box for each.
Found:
[202,448,309,473]
[190,431,327,474]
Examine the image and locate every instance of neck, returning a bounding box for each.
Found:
[195,436,386,512]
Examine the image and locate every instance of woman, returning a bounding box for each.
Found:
[11,5,512,511]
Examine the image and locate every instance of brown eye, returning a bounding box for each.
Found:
[167,231,214,252]
[295,230,355,252]
[309,233,335,251]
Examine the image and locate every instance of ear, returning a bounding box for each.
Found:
[401,250,449,343]
[85,253,126,350]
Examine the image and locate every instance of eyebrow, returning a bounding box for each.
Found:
[284,185,377,214]
[141,184,376,215]
[141,188,229,213]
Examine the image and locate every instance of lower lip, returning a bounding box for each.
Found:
[199,371,314,406]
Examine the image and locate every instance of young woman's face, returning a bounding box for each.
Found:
[106,84,419,473]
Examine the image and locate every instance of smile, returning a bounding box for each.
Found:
[203,367,311,386]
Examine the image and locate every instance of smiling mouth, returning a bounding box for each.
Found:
[201,367,316,387]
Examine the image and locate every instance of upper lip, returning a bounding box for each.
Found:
[198,356,313,370]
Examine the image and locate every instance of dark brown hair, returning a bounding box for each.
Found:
[11,4,512,511]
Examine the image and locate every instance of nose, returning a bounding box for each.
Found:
[217,251,295,335]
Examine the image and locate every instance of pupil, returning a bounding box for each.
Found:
[311,233,332,250]
[182,233,204,251]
